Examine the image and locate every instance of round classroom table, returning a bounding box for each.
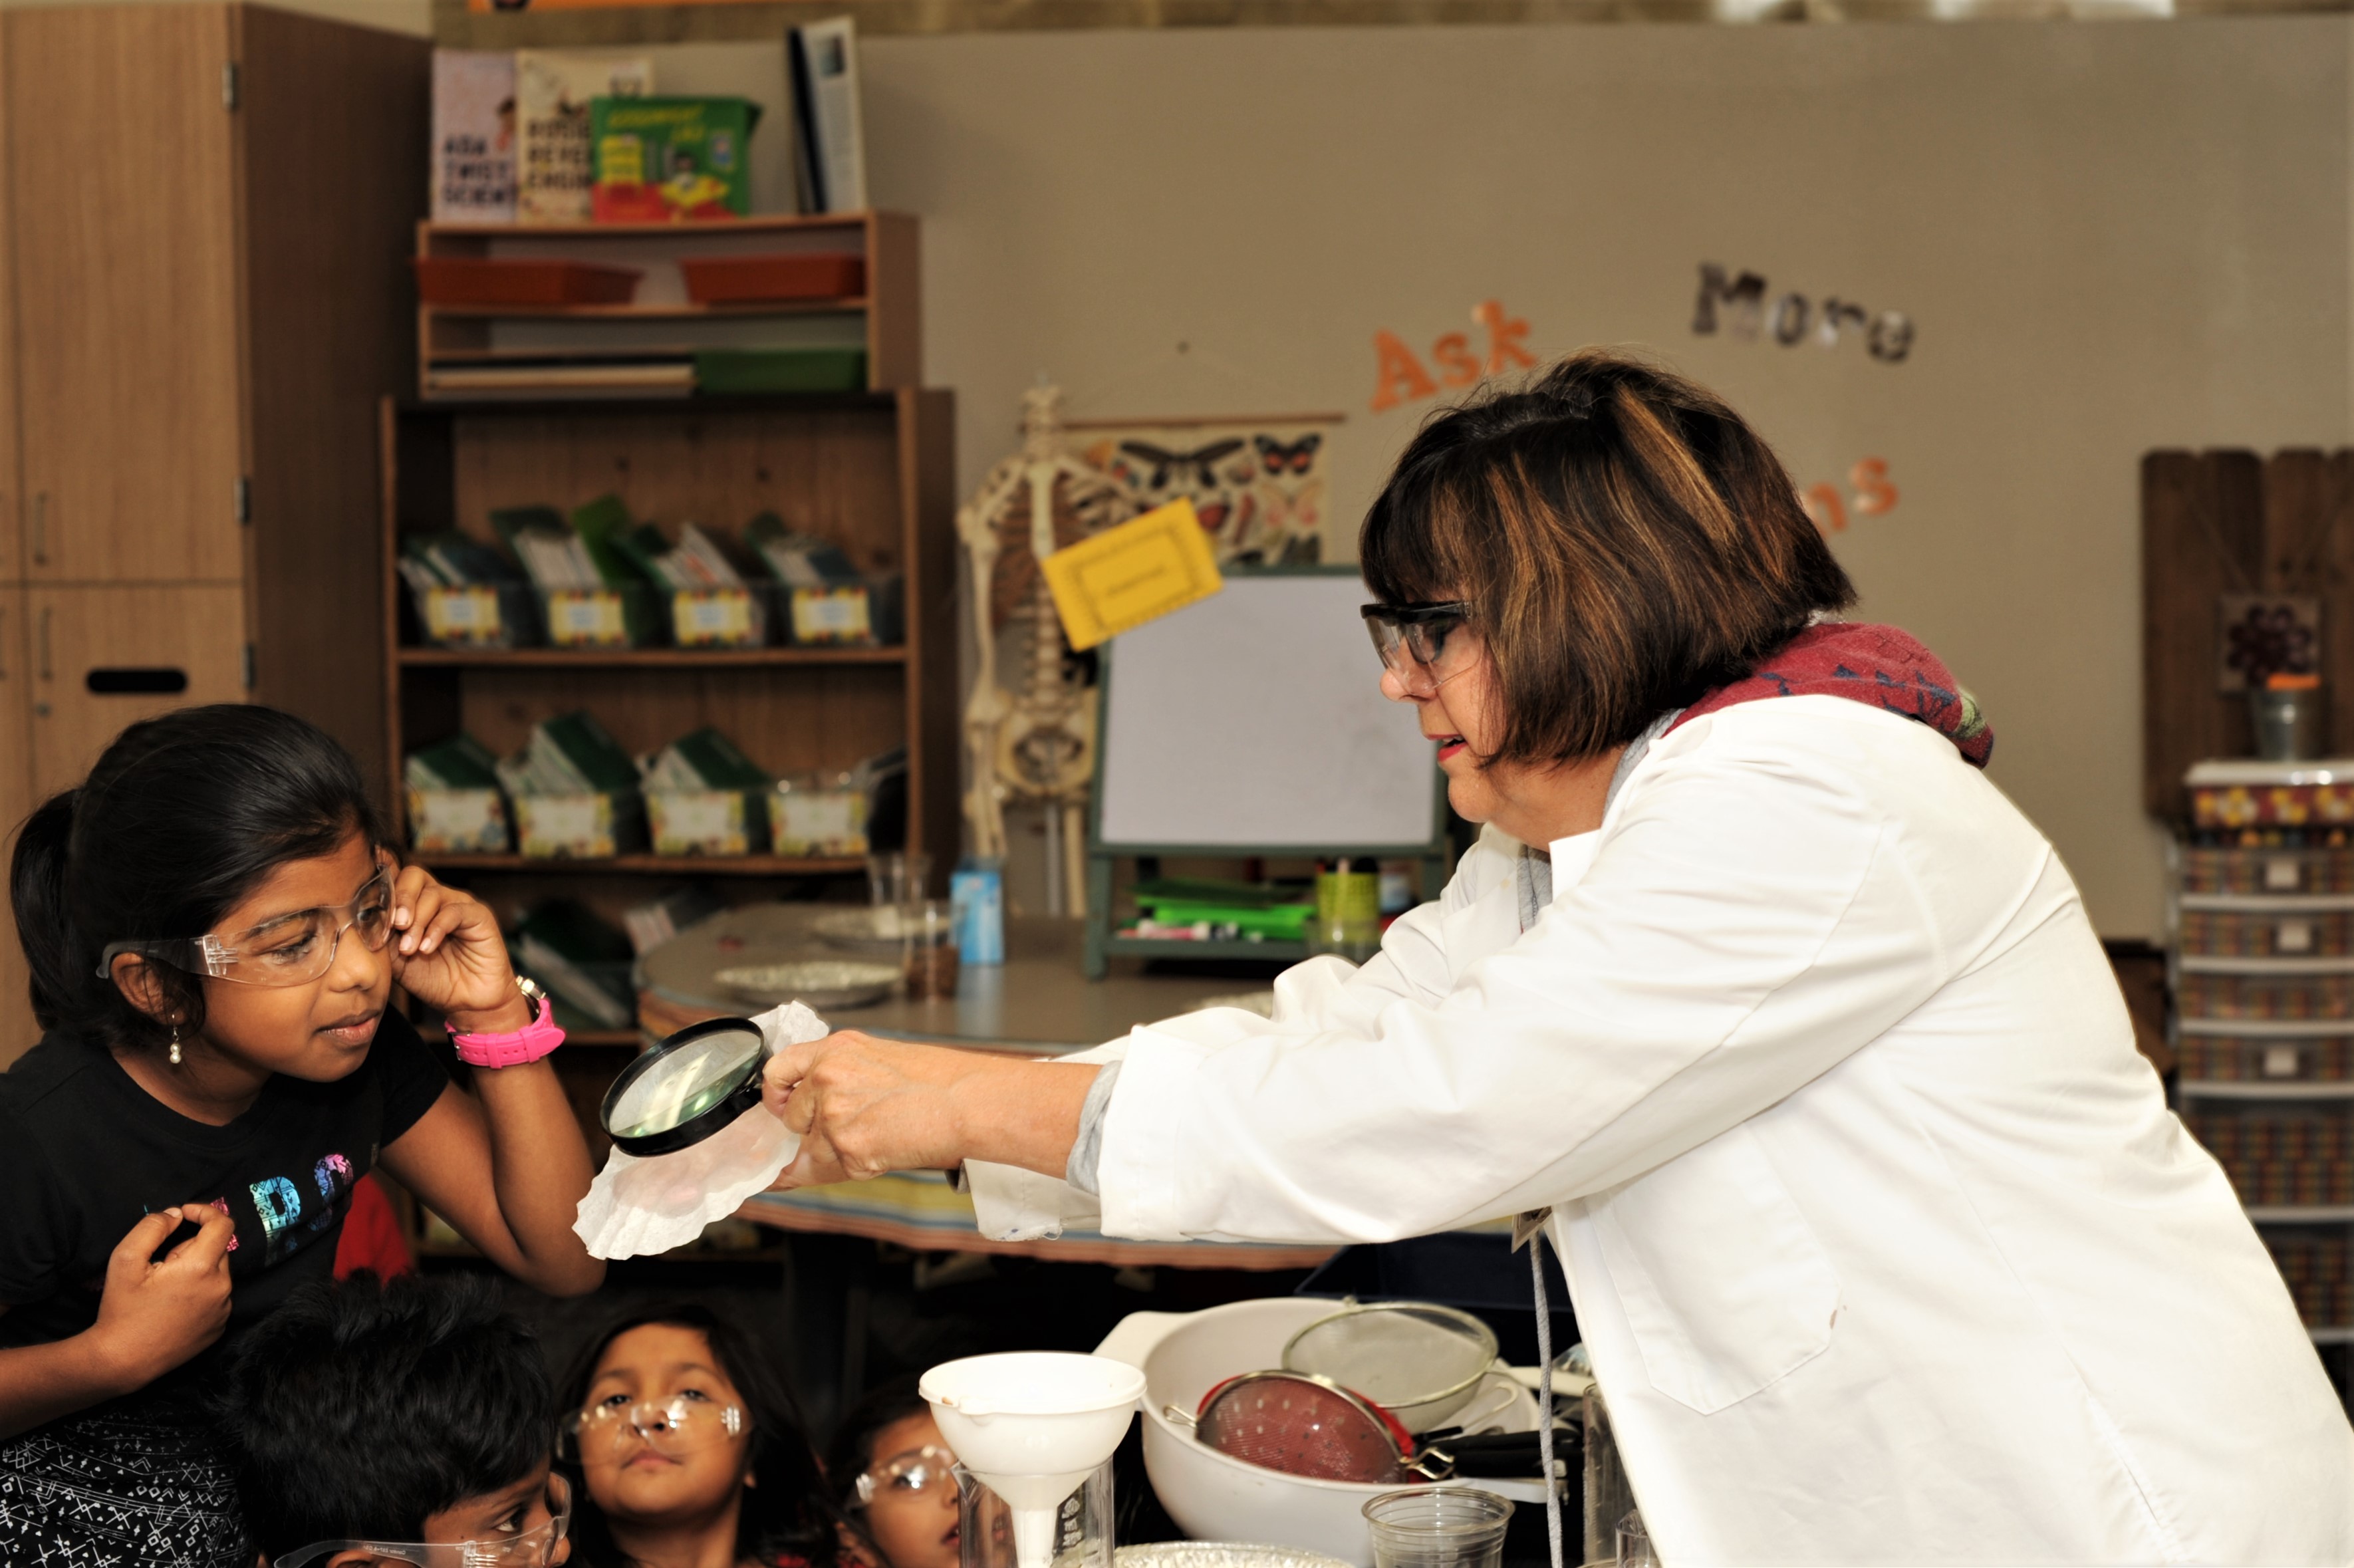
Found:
[636,909,1337,1273]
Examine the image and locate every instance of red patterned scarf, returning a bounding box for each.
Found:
[1668,622,1993,768]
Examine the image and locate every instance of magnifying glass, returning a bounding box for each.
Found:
[601,1017,772,1156]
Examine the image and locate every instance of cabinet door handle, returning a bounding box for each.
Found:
[0,604,9,681]
[37,607,52,682]
[29,493,47,567]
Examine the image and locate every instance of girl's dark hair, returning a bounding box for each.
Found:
[824,1376,935,1557]
[218,1272,552,1559]
[8,704,385,1051]
[556,1302,839,1568]
[1361,349,1857,767]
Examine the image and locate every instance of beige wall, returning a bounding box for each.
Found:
[7,8,2338,933]
[855,18,2354,938]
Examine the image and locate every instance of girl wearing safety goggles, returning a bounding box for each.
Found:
[555,1303,837,1568]
[0,706,602,1567]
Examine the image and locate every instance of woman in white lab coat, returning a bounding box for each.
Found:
[765,351,2354,1565]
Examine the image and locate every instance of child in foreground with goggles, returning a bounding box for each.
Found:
[555,1302,837,1568]
[219,1272,570,1567]
[0,706,600,1563]
[827,1380,962,1568]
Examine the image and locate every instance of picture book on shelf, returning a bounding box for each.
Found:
[517,51,653,223]
[432,51,516,223]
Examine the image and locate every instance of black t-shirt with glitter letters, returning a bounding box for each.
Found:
[0,1009,449,1381]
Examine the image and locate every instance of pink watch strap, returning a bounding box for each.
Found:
[447,995,565,1069]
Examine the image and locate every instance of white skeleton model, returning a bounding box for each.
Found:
[958,385,1142,916]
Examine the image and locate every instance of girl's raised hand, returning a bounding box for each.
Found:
[386,864,528,1029]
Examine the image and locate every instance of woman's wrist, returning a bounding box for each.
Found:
[952,1059,1099,1178]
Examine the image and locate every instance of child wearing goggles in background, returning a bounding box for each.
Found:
[219,1272,570,1567]
[826,1382,962,1568]
[554,1302,838,1568]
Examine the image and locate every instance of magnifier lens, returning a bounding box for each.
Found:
[610,1025,763,1140]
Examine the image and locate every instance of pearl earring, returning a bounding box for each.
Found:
[169,1023,181,1067]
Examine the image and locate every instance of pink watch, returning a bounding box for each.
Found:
[447,979,565,1069]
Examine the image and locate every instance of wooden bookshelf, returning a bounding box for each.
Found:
[383,245,955,1267]
[414,212,918,400]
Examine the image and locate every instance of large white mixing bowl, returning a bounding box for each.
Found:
[1095,1299,1542,1568]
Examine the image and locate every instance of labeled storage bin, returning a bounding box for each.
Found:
[406,785,511,854]
[514,791,646,858]
[664,583,779,649]
[646,789,768,856]
[2180,845,2354,896]
[539,583,661,650]
[412,257,642,307]
[2179,1027,2354,1083]
[2178,905,2354,958]
[770,771,866,856]
[2266,1230,2354,1327]
[2186,1104,2354,1205]
[787,575,902,647]
[2176,968,2354,1022]
[408,581,541,650]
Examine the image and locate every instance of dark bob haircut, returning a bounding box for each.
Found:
[217,1273,553,1559]
[8,704,386,1052]
[1361,350,1856,767]
[555,1301,840,1568]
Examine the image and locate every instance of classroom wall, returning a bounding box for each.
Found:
[849,18,2354,938]
[6,5,2336,936]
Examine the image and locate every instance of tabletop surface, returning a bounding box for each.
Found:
[640,908,1271,1053]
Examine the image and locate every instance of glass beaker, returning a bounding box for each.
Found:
[902,897,962,1001]
[1583,1384,1636,1568]
[1361,1486,1514,1568]
[955,1458,1112,1568]
[1616,1510,1655,1568]
[870,851,934,907]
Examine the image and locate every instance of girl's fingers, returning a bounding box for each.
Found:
[414,901,467,956]
[390,864,438,931]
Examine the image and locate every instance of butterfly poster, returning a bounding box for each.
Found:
[1069,414,1342,567]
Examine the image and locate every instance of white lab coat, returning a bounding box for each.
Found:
[966,696,2354,1565]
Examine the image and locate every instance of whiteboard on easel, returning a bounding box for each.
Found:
[1096,571,1440,849]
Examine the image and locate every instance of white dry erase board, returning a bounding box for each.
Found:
[1095,571,1441,849]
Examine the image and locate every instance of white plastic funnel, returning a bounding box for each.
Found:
[920,1352,1144,1568]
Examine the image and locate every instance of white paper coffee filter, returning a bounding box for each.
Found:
[573,1001,827,1260]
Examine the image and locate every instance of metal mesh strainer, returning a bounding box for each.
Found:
[1281,1303,1500,1432]
[1171,1371,1416,1484]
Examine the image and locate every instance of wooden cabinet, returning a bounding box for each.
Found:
[26,587,249,799]
[5,7,245,585]
[0,5,428,1062]
[0,590,33,1067]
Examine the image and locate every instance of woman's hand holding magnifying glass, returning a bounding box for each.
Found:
[761,1032,1099,1188]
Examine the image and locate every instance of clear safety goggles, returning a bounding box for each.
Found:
[1361,601,1477,698]
[853,1444,959,1506]
[271,1472,570,1568]
[557,1394,746,1464]
[98,866,396,988]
